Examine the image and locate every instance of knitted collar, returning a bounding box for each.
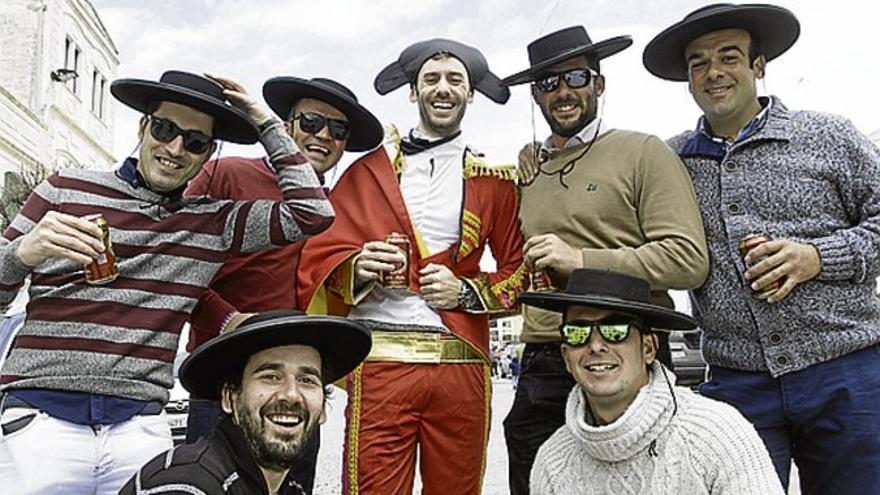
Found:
[565,361,677,463]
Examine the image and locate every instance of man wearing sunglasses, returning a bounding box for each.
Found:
[0,71,333,495]
[644,4,880,493]
[297,39,527,494]
[520,269,782,495]
[500,26,709,495]
[182,76,381,494]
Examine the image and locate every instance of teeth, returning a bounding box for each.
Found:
[707,87,729,94]
[306,144,329,155]
[586,364,616,372]
[432,102,454,109]
[554,104,576,112]
[268,414,303,426]
[157,157,182,169]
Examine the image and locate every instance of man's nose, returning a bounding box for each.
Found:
[165,135,186,156]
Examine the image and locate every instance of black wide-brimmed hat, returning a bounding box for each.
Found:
[111,70,258,144]
[643,3,800,81]
[502,26,633,87]
[263,77,383,152]
[518,269,697,331]
[374,38,510,104]
[180,310,372,400]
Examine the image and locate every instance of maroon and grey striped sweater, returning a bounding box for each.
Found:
[0,121,334,403]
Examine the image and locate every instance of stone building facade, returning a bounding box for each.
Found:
[0,0,118,228]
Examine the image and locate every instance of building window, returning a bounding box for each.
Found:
[91,69,106,118]
[64,37,81,94]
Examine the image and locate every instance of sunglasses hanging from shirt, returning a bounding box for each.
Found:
[147,115,214,154]
[293,111,352,141]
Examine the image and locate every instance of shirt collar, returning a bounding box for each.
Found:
[542,118,606,154]
[116,157,187,200]
[681,96,772,159]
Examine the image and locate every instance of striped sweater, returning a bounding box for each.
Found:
[0,120,333,403]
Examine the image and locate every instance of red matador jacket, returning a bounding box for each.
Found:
[296,129,528,361]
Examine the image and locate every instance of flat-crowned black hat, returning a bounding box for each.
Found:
[518,269,697,331]
[180,310,372,400]
[374,38,510,104]
[262,77,383,152]
[643,3,800,81]
[501,26,632,87]
[111,70,258,144]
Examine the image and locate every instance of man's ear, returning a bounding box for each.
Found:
[594,74,605,97]
[752,54,767,80]
[467,89,474,104]
[643,332,659,365]
[138,115,148,140]
[220,383,235,417]
[560,344,573,374]
[409,84,418,104]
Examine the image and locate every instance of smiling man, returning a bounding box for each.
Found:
[643,4,880,493]
[297,39,527,494]
[120,310,371,495]
[500,26,709,495]
[182,76,382,494]
[0,71,332,494]
[520,269,782,495]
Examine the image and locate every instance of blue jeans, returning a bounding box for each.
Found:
[700,344,880,495]
[186,398,321,494]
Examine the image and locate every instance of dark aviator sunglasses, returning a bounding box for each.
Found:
[534,68,598,93]
[147,115,214,154]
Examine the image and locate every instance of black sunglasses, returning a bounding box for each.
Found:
[559,316,642,346]
[147,115,213,154]
[293,111,351,141]
[534,68,598,93]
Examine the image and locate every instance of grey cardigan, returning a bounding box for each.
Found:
[668,97,880,376]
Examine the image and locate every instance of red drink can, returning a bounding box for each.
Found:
[83,214,118,285]
[529,270,553,291]
[381,232,411,290]
[738,233,780,300]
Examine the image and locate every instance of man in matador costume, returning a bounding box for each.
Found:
[297,39,528,494]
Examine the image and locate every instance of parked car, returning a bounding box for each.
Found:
[669,330,706,388]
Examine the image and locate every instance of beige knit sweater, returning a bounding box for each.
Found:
[530,362,784,494]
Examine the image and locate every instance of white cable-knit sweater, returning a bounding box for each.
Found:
[530,362,784,494]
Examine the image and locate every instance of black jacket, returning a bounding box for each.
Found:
[119,416,306,495]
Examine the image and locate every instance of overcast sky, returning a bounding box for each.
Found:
[94,0,879,173]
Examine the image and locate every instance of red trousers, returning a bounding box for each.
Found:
[343,361,490,494]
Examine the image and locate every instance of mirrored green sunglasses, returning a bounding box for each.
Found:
[560,317,643,346]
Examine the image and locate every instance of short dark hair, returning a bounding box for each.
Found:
[748,35,761,67]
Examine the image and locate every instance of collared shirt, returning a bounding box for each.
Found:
[347,130,465,331]
[541,117,608,155]
[680,96,773,160]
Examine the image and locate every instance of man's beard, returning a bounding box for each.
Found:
[417,98,467,138]
[541,94,597,138]
[235,398,320,471]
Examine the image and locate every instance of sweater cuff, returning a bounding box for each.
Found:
[811,235,858,282]
[259,117,297,160]
[1,237,35,283]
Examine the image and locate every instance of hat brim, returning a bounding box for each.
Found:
[179,314,372,400]
[111,79,258,144]
[263,77,384,152]
[643,5,800,81]
[518,291,697,331]
[501,36,633,87]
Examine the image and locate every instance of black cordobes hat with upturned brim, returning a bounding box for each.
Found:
[262,77,383,152]
[518,269,697,332]
[180,310,372,400]
[501,26,633,87]
[374,38,510,104]
[643,3,800,82]
[111,70,259,144]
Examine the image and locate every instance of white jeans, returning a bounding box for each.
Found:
[0,407,173,495]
